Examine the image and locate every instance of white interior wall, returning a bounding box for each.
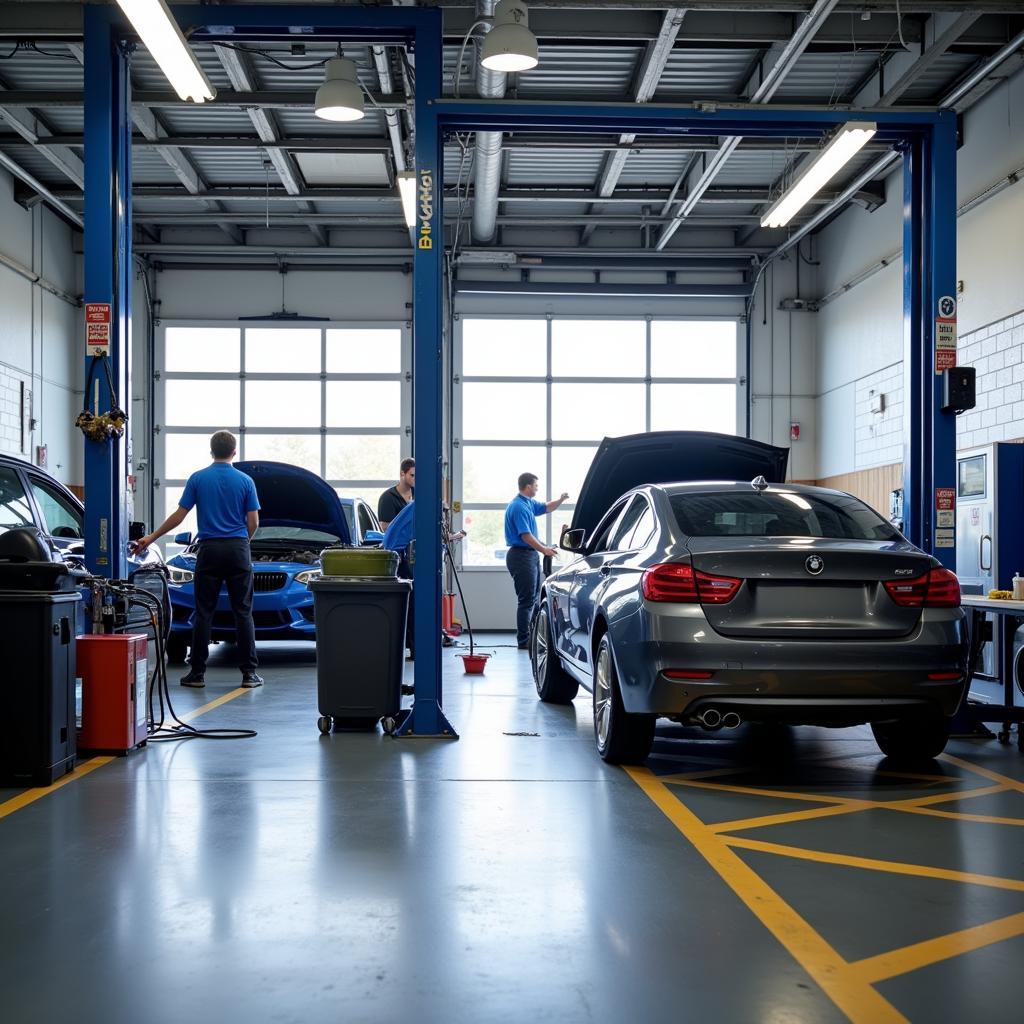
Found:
[0,169,81,486]
[814,64,1024,479]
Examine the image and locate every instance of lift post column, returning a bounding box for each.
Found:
[83,6,132,579]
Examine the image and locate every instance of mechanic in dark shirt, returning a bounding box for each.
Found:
[133,430,263,689]
[377,458,415,528]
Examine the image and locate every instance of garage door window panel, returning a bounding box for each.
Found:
[326,435,401,481]
[651,321,737,378]
[463,383,547,441]
[243,435,321,474]
[165,327,239,373]
[552,320,645,379]
[461,509,510,567]
[165,380,240,428]
[650,384,737,435]
[245,328,321,374]
[463,446,546,504]
[551,383,646,441]
[327,329,402,374]
[463,319,546,377]
[326,381,402,428]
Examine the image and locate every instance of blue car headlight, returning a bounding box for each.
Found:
[168,565,194,585]
[295,569,321,587]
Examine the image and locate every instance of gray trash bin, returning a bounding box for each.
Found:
[310,576,412,732]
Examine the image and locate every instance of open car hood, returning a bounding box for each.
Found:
[234,461,351,544]
[571,431,789,538]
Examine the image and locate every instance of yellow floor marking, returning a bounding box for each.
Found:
[941,753,1024,795]
[0,757,114,819]
[652,766,752,785]
[172,686,249,724]
[847,912,1024,984]
[710,800,878,834]
[873,769,965,785]
[672,777,862,805]
[627,766,909,1024]
[0,685,251,821]
[888,782,1006,809]
[893,805,1024,827]
[723,835,1024,893]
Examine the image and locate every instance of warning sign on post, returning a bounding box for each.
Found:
[935,295,957,375]
[935,487,955,511]
[85,302,111,356]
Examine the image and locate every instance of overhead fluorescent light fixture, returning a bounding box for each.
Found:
[397,171,417,228]
[115,0,216,103]
[760,121,877,229]
[315,57,365,122]
[481,0,539,73]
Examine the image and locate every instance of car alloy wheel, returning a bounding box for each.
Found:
[533,603,579,704]
[594,644,613,749]
[533,609,549,680]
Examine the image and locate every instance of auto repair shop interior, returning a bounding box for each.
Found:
[2,2,1024,1022]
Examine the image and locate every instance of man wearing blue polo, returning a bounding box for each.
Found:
[504,473,569,649]
[134,430,263,688]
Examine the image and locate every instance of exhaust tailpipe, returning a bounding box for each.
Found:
[722,712,741,730]
[699,708,722,729]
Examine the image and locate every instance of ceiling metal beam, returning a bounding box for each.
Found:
[0,90,408,110]
[582,7,687,243]
[0,147,81,226]
[22,133,891,155]
[213,43,324,245]
[0,76,83,188]
[66,42,243,245]
[655,0,840,250]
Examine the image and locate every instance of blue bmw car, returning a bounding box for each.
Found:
[164,461,383,663]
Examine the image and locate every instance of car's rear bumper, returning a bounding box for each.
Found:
[611,605,970,722]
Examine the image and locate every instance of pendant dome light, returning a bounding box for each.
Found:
[480,1,539,73]
[314,56,365,122]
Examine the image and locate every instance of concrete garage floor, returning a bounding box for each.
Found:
[2,634,1023,1024]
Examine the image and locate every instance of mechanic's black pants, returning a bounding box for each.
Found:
[506,546,540,647]
[190,538,257,674]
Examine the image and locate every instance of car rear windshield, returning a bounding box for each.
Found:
[670,490,899,541]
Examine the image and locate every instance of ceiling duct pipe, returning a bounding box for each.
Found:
[471,0,507,244]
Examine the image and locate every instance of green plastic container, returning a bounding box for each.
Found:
[320,546,399,578]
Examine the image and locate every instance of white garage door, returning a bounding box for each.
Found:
[155,322,410,544]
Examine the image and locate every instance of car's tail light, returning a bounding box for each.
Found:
[641,563,741,604]
[883,567,961,608]
[927,671,962,681]
[664,669,715,680]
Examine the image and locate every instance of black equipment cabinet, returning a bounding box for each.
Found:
[0,590,81,785]
[310,576,411,732]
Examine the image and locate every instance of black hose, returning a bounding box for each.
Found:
[444,539,474,657]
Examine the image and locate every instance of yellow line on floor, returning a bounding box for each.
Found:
[672,777,861,805]
[723,835,1024,893]
[626,766,909,1024]
[0,757,114,820]
[710,800,878,834]
[941,753,1024,795]
[173,686,249,723]
[892,805,1024,827]
[0,685,251,821]
[847,912,1024,984]
[888,782,1006,808]
[651,766,753,784]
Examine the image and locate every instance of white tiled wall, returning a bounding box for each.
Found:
[854,363,904,470]
[956,311,1024,449]
[0,367,31,458]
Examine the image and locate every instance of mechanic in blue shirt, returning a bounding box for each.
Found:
[383,501,465,660]
[133,430,263,688]
[504,473,569,649]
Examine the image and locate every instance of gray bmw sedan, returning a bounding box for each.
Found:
[531,432,968,765]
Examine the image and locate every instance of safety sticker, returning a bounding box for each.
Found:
[85,302,111,356]
[935,487,955,511]
[937,510,955,528]
[935,528,955,548]
[935,318,957,373]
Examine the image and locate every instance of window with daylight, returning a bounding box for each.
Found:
[457,317,742,567]
[156,324,409,550]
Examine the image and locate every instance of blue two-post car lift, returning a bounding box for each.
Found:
[83,3,958,739]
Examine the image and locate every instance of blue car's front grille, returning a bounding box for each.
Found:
[253,572,288,592]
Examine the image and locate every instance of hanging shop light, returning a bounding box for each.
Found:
[397,171,417,228]
[314,57,365,122]
[115,0,215,103]
[760,121,877,229]
[480,1,539,72]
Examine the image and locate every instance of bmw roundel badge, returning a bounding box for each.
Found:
[805,555,824,576]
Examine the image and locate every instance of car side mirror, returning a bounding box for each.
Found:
[560,528,586,552]
[173,531,192,546]
[129,521,147,541]
[362,530,384,546]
